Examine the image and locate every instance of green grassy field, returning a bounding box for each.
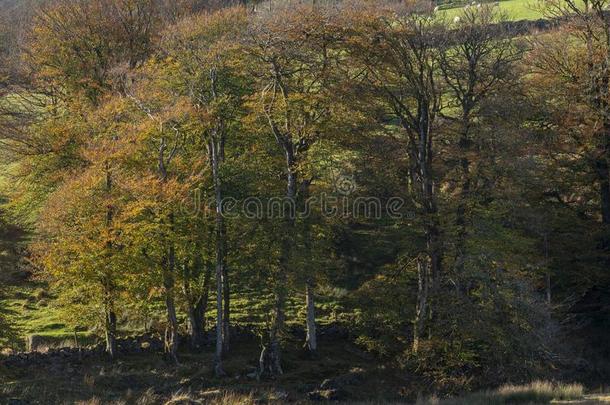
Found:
[0,284,92,350]
[440,0,547,21]
[0,281,348,351]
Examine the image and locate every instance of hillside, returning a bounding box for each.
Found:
[1,0,610,404]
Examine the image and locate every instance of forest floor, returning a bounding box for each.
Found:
[1,280,608,404]
[0,332,410,404]
[1,334,608,405]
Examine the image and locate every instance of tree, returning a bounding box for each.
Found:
[246,3,345,371]
[346,3,444,353]
[156,6,249,373]
[534,0,610,231]
[437,5,522,292]
[33,97,138,357]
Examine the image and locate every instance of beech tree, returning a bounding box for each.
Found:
[438,5,522,290]
[2,0,609,392]
[157,7,249,373]
[346,4,445,353]
[246,3,345,373]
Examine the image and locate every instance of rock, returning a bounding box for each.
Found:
[7,399,29,405]
[245,366,258,379]
[319,367,365,390]
[296,383,318,393]
[344,344,374,360]
[271,390,289,401]
[307,389,348,401]
[318,323,348,340]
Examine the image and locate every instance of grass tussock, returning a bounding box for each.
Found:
[497,381,584,403]
[420,381,584,405]
[162,390,256,405]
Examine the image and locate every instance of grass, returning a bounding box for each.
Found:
[417,381,586,404]
[0,281,346,351]
[440,0,547,21]
[439,0,591,21]
[1,283,76,350]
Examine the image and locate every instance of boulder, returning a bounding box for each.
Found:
[319,367,365,390]
[307,389,348,401]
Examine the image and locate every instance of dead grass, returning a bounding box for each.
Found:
[417,381,585,405]
[163,390,257,405]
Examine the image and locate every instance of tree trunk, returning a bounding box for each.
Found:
[454,132,471,281]
[210,135,226,377]
[222,252,230,353]
[163,249,179,364]
[412,258,429,354]
[105,308,117,358]
[596,146,610,226]
[409,101,441,353]
[103,161,117,359]
[186,299,205,350]
[543,233,551,305]
[260,146,296,377]
[184,253,211,350]
[163,220,179,363]
[264,261,287,376]
[304,279,317,353]
[214,258,225,376]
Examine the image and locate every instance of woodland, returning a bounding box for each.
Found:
[0,0,609,403]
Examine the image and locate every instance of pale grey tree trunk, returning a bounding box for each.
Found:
[210,131,226,377]
[164,288,179,363]
[222,252,230,353]
[157,136,179,364]
[163,241,179,364]
[103,161,117,359]
[304,279,317,352]
[105,308,117,358]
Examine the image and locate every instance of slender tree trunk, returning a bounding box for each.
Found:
[105,307,117,358]
[596,142,610,226]
[266,250,287,376]
[163,242,179,364]
[544,233,551,305]
[304,279,317,353]
[157,136,179,363]
[260,146,296,377]
[410,103,442,352]
[454,126,471,281]
[413,258,429,354]
[184,253,211,350]
[301,182,317,353]
[210,135,226,376]
[222,246,230,353]
[208,68,230,358]
[103,161,117,359]
[214,247,224,376]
